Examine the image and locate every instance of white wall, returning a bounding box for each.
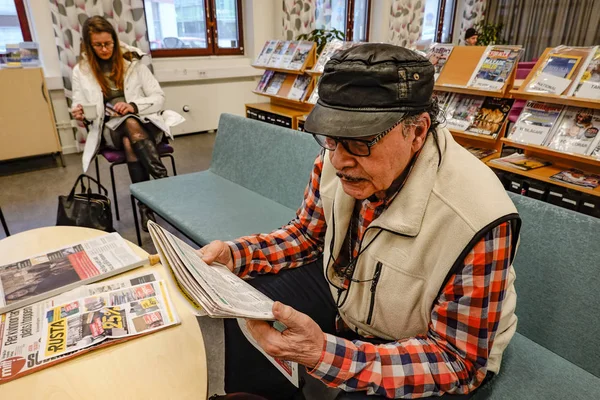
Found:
[369,0,391,43]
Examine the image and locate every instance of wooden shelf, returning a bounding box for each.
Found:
[487,161,600,197]
[450,129,499,143]
[305,69,323,77]
[251,65,307,75]
[500,138,600,168]
[435,84,506,98]
[245,102,309,119]
[508,90,600,110]
[252,90,309,105]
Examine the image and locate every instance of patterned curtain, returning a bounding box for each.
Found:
[49,0,150,149]
[388,0,425,48]
[283,0,315,40]
[458,0,486,45]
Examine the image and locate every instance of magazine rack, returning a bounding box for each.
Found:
[251,41,317,75]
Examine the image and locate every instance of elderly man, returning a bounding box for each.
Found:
[202,43,521,399]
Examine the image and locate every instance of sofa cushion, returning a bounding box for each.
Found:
[130,171,297,245]
[473,333,600,399]
[210,113,320,210]
[507,192,600,377]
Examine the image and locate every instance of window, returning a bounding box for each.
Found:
[421,0,456,43]
[144,0,243,57]
[0,0,31,53]
[315,0,371,42]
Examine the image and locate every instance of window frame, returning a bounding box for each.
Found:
[146,0,244,58]
[345,0,371,42]
[9,0,32,42]
[434,0,457,43]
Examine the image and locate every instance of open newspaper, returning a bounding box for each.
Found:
[0,233,147,314]
[0,271,179,384]
[147,222,300,387]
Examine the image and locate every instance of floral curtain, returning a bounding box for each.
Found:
[283,0,315,40]
[388,0,425,48]
[49,0,150,149]
[458,0,486,45]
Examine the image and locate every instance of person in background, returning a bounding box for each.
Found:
[71,16,183,230]
[465,28,479,45]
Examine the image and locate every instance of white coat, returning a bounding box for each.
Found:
[71,43,184,172]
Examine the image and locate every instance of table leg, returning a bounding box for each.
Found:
[131,195,141,246]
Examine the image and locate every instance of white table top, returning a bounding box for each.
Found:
[0,226,208,399]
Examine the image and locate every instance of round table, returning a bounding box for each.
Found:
[0,226,208,399]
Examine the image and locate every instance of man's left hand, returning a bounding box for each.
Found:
[246,301,325,369]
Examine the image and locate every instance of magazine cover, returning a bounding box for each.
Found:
[445,94,485,131]
[541,54,582,79]
[526,52,584,95]
[427,44,453,80]
[255,70,275,93]
[267,41,289,68]
[264,72,287,95]
[313,40,344,72]
[278,41,299,69]
[307,76,321,104]
[466,97,514,137]
[255,40,279,66]
[509,101,564,145]
[550,168,600,188]
[464,146,498,160]
[288,41,313,70]
[489,153,552,171]
[574,48,600,99]
[545,107,600,155]
[470,46,521,90]
[19,42,39,67]
[288,75,311,101]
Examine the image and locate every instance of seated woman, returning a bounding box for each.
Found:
[71,15,182,230]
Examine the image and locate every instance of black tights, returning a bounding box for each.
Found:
[111,117,152,163]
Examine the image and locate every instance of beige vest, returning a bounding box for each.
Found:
[320,127,520,373]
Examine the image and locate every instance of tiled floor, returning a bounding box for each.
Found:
[0,132,227,396]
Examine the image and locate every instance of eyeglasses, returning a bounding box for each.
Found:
[312,128,392,157]
[92,42,114,50]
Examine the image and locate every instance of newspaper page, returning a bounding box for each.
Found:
[40,279,178,361]
[0,233,146,314]
[0,272,160,384]
[147,221,275,320]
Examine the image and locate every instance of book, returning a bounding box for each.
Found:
[264,72,287,95]
[489,153,552,171]
[427,44,453,81]
[267,41,289,68]
[464,146,498,160]
[255,40,279,66]
[445,94,485,131]
[288,74,311,101]
[19,42,39,67]
[550,168,600,189]
[509,101,564,145]
[288,41,313,70]
[0,232,146,315]
[545,107,600,155]
[469,46,522,90]
[574,48,600,99]
[255,70,275,93]
[466,97,514,137]
[279,41,299,69]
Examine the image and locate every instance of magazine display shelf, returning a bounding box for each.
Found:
[251,42,317,75]
[245,102,309,130]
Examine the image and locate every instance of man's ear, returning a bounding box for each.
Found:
[411,112,431,152]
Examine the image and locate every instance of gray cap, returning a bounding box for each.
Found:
[304,43,435,138]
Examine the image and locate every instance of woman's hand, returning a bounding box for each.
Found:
[113,102,135,115]
[72,104,85,121]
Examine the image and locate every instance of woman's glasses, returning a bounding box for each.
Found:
[92,42,114,50]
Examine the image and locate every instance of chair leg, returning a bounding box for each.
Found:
[109,163,120,221]
[131,195,142,246]
[94,156,101,192]
[162,154,177,176]
[0,207,10,237]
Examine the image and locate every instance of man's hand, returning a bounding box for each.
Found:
[72,104,85,121]
[247,301,325,369]
[198,240,234,272]
[113,102,135,115]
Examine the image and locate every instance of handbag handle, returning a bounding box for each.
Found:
[67,174,109,202]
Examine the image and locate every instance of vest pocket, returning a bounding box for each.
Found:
[366,262,383,325]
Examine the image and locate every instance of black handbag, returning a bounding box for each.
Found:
[57,174,114,232]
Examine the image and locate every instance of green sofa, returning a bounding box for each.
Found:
[131,113,600,399]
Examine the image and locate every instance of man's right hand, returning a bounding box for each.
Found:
[72,104,85,121]
[198,240,235,272]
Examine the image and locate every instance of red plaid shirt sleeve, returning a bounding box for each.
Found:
[308,222,513,398]
[227,153,327,278]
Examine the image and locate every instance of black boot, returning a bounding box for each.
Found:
[127,162,154,232]
[131,139,168,179]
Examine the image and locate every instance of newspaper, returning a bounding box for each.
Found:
[147,221,274,320]
[40,280,178,360]
[0,272,165,384]
[0,233,146,314]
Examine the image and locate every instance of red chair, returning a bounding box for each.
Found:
[94,142,177,221]
[508,99,527,124]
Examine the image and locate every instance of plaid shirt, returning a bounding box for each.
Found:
[228,153,514,398]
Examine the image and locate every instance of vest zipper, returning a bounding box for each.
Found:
[366,261,383,325]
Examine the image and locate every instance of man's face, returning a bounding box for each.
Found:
[466,35,478,46]
[329,115,429,200]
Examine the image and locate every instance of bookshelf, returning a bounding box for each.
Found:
[245,102,308,130]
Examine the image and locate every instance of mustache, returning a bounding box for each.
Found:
[336,172,365,182]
